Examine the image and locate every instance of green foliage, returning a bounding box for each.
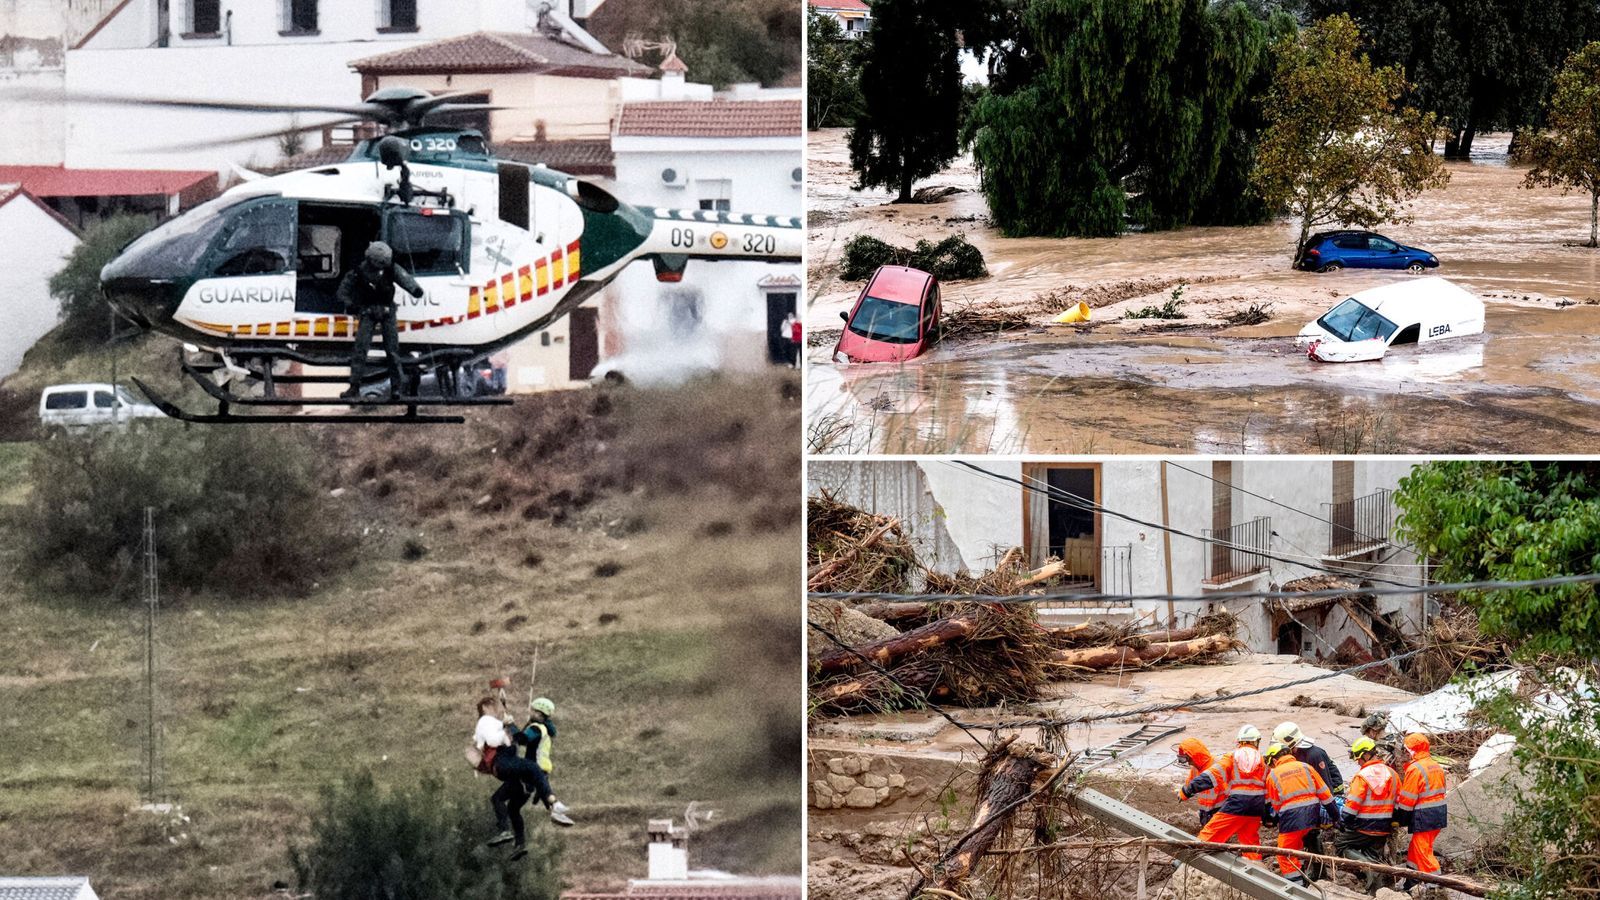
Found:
[806,9,863,129]
[1124,283,1189,320]
[1305,0,1600,156]
[291,772,563,900]
[585,0,798,88]
[847,0,964,202]
[1474,669,1600,899]
[966,0,1277,237]
[16,424,352,598]
[47,214,154,346]
[1393,461,1600,658]
[839,234,988,281]
[1521,42,1600,248]
[1251,14,1450,258]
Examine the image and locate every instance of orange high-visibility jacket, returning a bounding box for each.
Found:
[1341,761,1399,834]
[1179,739,1227,815]
[1266,757,1337,833]
[1397,750,1448,833]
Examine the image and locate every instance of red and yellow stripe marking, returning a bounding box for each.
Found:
[190,240,582,339]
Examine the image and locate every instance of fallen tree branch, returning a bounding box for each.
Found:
[1049,633,1235,670]
[807,517,902,589]
[984,836,1491,896]
[815,611,983,676]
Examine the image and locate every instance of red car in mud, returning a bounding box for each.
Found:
[832,266,942,363]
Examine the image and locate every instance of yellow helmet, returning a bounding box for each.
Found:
[1263,742,1289,765]
[1350,737,1377,759]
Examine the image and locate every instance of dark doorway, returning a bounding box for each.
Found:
[568,306,599,379]
[295,203,380,315]
[1045,468,1097,572]
[766,291,797,364]
[1277,621,1303,656]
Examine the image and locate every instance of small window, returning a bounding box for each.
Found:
[45,390,88,410]
[698,198,731,212]
[381,0,418,30]
[94,391,118,409]
[283,0,318,33]
[385,210,468,276]
[191,0,220,34]
[212,201,296,277]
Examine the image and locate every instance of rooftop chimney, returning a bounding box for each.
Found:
[646,819,688,880]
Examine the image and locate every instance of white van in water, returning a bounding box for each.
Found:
[38,383,166,428]
[1297,277,1486,363]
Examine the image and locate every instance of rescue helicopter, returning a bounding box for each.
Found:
[57,85,802,423]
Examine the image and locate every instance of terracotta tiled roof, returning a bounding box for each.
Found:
[351,31,650,78]
[616,100,801,138]
[0,165,215,198]
[265,140,615,178]
[807,0,871,10]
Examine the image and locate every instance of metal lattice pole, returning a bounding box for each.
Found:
[142,506,162,804]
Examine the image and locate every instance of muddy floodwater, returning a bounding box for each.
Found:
[806,129,1600,454]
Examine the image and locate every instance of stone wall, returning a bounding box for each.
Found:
[811,753,929,810]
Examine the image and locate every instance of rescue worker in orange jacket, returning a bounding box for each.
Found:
[1174,738,1226,829]
[1263,743,1340,886]
[1395,732,1449,889]
[1336,737,1400,894]
[1186,725,1267,861]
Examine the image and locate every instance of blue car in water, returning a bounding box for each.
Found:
[1295,230,1439,273]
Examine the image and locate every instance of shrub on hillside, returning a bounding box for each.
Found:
[840,234,988,281]
[17,424,351,598]
[48,214,155,346]
[291,772,562,900]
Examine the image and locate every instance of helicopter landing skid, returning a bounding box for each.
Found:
[133,378,480,425]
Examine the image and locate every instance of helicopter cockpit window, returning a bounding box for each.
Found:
[108,194,250,280]
[211,200,295,277]
[385,210,467,276]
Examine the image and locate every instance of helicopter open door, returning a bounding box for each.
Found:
[294,203,381,315]
[382,206,473,323]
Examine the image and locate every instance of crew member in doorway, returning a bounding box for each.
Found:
[339,241,423,399]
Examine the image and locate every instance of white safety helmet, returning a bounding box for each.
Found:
[1237,724,1261,744]
[1273,721,1304,746]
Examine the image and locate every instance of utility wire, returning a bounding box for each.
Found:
[947,461,1423,587]
[808,571,1600,605]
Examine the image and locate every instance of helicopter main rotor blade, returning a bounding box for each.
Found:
[141,115,370,152]
[3,85,378,119]
[428,103,512,116]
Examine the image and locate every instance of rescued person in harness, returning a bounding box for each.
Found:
[470,696,548,860]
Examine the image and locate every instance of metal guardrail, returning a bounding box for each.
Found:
[1068,787,1323,900]
[1202,516,1271,585]
[1323,489,1393,558]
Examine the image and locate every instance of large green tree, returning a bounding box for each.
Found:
[1394,460,1600,899]
[964,0,1277,237]
[847,0,965,202]
[1304,0,1599,158]
[1521,42,1600,248]
[1251,14,1449,259]
[806,9,864,129]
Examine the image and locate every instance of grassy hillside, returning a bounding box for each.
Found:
[0,373,802,899]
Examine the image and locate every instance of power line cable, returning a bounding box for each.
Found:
[807,571,1600,605]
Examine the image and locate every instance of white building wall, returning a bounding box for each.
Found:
[808,459,1427,653]
[0,67,66,164]
[0,195,77,377]
[604,132,802,372]
[81,0,536,49]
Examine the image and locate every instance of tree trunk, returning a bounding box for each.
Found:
[1459,123,1477,159]
[1590,191,1598,249]
[897,165,913,203]
[1294,219,1311,267]
[853,601,943,626]
[812,611,982,675]
[906,737,1058,898]
[1048,633,1234,671]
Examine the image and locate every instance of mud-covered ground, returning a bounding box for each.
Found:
[805,129,1600,454]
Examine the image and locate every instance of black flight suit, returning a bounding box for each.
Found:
[338,260,423,395]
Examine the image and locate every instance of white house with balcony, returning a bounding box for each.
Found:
[808,458,1429,658]
[807,0,871,38]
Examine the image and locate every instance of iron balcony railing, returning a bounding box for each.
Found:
[1203,516,1272,585]
[1322,489,1393,558]
[1034,544,1135,619]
